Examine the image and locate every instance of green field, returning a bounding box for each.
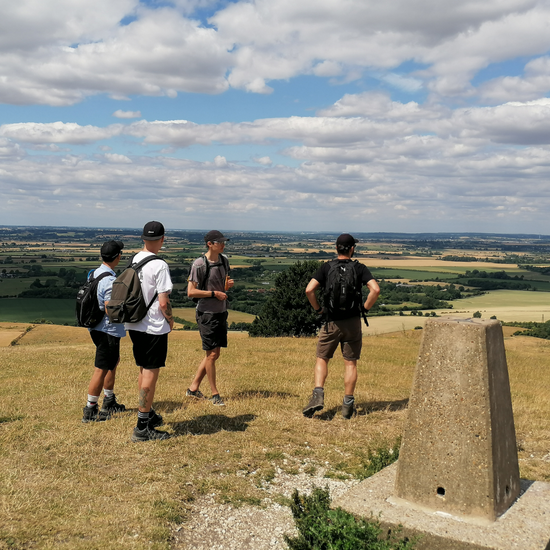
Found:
[173,307,255,324]
[370,268,458,280]
[0,299,256,327]
[0,298,75,324]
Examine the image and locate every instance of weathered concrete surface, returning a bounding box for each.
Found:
[395,318,520,521]
[333,463,550,550]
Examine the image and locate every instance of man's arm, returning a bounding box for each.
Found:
[187,280,227,301]
[158,291,174,330]
[363,279,380,311]
[305,278,322,312]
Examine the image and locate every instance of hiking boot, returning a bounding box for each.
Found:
[186,388,206,400]
[148,409,164,428]
[303,390,324,418]
[82,404,110,423]
[209,394,226,406]
[131,426,171,442]
[101,394,126,414]
[341,401,356,420]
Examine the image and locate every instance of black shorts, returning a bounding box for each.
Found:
[90,330,121,371]
[196,310,228,351]
[129,331,168,369]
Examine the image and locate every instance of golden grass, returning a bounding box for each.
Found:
[0,323,30,347]
[0,327,548,549]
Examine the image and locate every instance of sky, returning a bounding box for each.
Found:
[2,0,550,235]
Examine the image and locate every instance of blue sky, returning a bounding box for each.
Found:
[1,0,550,234]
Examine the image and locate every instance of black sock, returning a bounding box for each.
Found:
[137,411,149,430]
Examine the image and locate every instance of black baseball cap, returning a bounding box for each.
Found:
[101,240,124,262]
[204,230,230,243]
[142,221,165,241]
[336,233,358,248]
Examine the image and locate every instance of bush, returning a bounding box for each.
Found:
[284,486,415,550]
[249,260,323,337]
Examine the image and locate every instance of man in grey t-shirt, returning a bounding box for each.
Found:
[186,230,233,406]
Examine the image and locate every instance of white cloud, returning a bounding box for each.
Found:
[0,122,120,144]
[104,153,132,164]
[113,110,142,119]
[254,156,273,165]
[1,0,550,105]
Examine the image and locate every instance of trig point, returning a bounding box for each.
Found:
[334,318,550,549]
[395,317,520,521]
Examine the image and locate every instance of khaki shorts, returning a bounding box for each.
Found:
[316,316,362,361]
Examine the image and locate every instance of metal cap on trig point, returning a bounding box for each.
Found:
[395,317,520,522]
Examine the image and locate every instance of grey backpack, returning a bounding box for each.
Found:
[106,255,163,323]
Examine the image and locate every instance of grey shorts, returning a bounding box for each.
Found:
[316,316,362,361]
[196,310,228,351]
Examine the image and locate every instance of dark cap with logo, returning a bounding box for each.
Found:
[101,240,124,262]
[204,230,230,243]
[336,233,358,249]
[142,221,165,241]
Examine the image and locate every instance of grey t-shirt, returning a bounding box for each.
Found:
[189,255,229,313]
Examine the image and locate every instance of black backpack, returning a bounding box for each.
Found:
[192,254,230,303]
[106,255,164,324]
[324,260,368,325]
[75,271,112,328]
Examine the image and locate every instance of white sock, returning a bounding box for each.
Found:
[87,395,99,408]
[104,389,114,398]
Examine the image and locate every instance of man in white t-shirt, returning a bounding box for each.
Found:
[126,221,174,442]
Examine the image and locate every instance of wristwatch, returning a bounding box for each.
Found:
[211,291,215,298]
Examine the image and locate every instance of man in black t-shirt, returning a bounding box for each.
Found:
[303,234,380,419]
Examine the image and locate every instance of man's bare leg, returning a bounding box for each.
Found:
[303,357,330,417]
[189,348,221,396]
[138,367,159,413]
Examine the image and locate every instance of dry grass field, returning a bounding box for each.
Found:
[0,324,548,549]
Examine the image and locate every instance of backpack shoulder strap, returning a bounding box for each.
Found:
[220,254,230,276]
[197,255,211,291]
[132,254,163,272]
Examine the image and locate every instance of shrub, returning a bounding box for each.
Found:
[249,260,323,337]
[284,486,415,550]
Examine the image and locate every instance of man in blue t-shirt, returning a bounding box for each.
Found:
[303,234,380,419]
[82,240,126,423]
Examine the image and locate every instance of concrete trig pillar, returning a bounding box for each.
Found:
[395,318,520,522]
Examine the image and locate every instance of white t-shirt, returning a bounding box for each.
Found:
[125,251,173,335]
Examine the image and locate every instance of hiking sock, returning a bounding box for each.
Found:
[86,395,99,408]
[314,387,324,393]
[343,395,354,405]
[137,411,150,430]
[104,389,114,399]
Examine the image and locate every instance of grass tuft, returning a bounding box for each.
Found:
[284,486,415,550]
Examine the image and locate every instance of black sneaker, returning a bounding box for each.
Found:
[186,388,206,400]
[341,400,356,419]
[131,426,171,442]
[209,394,225,406]
[82,404,110,423]
[148,409,163,428]
[303,390,324,417]
[101,394,126,414]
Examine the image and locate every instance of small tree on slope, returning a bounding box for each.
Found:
[249,260,323,337]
